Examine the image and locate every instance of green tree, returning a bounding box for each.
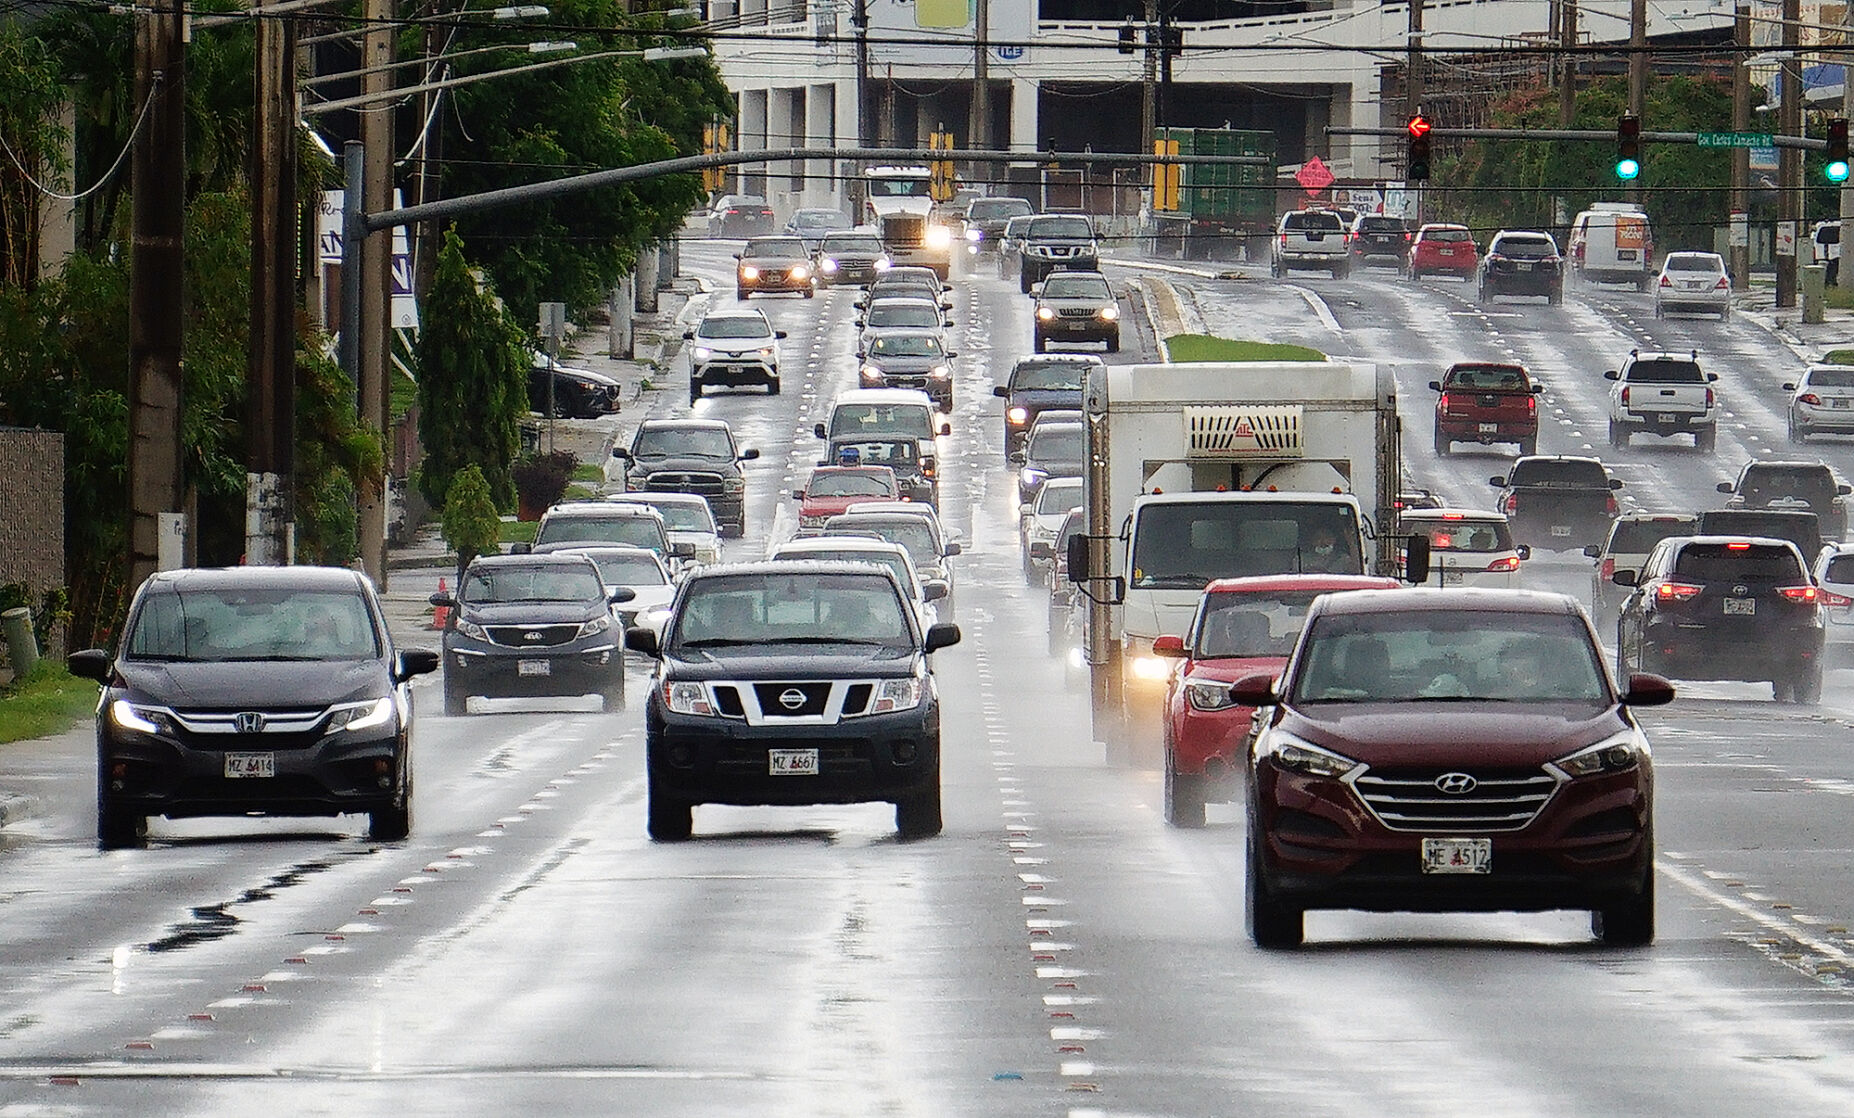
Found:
[415,228,527,511]
[440,465,501,581]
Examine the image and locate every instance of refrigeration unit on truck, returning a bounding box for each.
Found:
[1065,360,1420,745]
[862,166,954,279]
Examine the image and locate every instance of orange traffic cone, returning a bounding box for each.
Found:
[431,577,451,630]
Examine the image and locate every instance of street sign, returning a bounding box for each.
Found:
[1778,221,1797,258]
[1730,210,1749,249]
[1295,156,1335,195]
[1698,132,1775,148]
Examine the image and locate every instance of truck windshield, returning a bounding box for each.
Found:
[868,176,930,198]
[1129,503,1363,588]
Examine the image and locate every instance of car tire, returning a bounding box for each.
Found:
[1652,302,1664,318]
[1106,333,1120,354]
[1796,666,1824,705]
[1520,436,1538,457]
[1270,257,1284,279]
[1033,334,1046,354]
[1410,268,1423,282]
[603,679,626,712]
[1608,420,1627,449]
[368,785,412,842]
[1789,415,1805,444]
[1696,425,1717,453]
[767,378,780,396]
[1593,854,1655,947]
[1020,269,1034,294]
[97,786,147,851]
[1549,285,1564,305]
[803,287,815,299]
[895,783,943,839]
[1164,762,1207,829]
[443,677,468,717]
[1333,261,1350,280]
[690,383,703,405]
[1433,428,1450,458]
[735,287,748,300]
[1245,818,1303,948]
[647,781,694,841]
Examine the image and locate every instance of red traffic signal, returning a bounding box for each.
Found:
[1408,115,1432,140]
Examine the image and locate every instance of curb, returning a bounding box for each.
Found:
[0,791,39,829]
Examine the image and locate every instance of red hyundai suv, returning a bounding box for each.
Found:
[1431,361,1541,457]
[1154,574,1399,828]
[1235,588,1673,948]
[1408,223,1479,280]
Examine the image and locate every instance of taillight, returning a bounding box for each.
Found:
[1438,392,1453,411]
[1279,234,1288,247]
[1503,494,1518,513]
[1526,395,1537,414]
[1824,590,1853,607]
[1705,387,1715,407]
[1659,275,1672,287]
[1621,386,1631,405]
[1778,585,1820,604]
[1714,276,1730,290]
[1485,555,1521,573]
[1606,494,1620,516]
[1655,582,1703,602]
[1801,392,1824,405]
[1600,558,1616,580]
[1404,232,1413,242]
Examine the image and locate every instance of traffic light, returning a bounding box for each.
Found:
[701,121,729,194]
[1829,118,1850,183]
[1615,115,1641,181]
[1153,137,1180,211]
[929,128,955,202]
[1118,22,1136,54]
[1406,114,1431,183]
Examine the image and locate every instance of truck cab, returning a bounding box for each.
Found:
[862,166,953,279]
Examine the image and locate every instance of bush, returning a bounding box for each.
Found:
[510,450,578,516]
[441,465,502,577]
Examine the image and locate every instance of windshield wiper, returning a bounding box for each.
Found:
[1138,574,1215,589]
[679,638,759,648]
[761,636,898,646]
[129,653,198,663]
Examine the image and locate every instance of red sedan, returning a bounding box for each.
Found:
[792,464,900,535]
[1155,573,1400,828]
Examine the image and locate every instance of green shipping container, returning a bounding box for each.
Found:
[1156,127,1277,227]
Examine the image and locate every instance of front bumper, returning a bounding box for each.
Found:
[99,723,406,820]
[648,703,941,807]
[444,640,624,698]
[693,360,777,387]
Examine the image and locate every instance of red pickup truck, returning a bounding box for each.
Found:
[1431,361,1542,457]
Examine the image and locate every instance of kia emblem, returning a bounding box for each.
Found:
[1434,772,1477,795]
[234,711,265,734]
[779,688,807,710]
[525,631,544,642]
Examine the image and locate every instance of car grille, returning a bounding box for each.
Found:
[752,682,832,716]
[484,624,582,647]
[1350,766,1559,833]
[645,471,727,497]
[1031,245,1088,258]
[702,679,889,725]
[164,707,331,750]
[879,374,930,389]
[1056,307,1100,319]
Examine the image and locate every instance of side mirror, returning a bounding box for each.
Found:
[939,422,952,436]
[681,330,694,340]
[1532,384,1545,394]
[1152,634,1188,659]
[1783,382,1798,391]
[1716,481,1735,494]
[1707,373,1719,382]
[924,622,963,653]
[732,253,742,260]
[508,542,532,555]
[609,586,638,604]
[1515,544,1531,560]
[814,423,828,439]
[1403,533,1432,584]
[1603,370,1620,381]
[1489,475,1507,487]
[1029,540,1054,560]
[775,330,788,339]
[67,648,111,683]
[792,490,806,500]
[624,626,661,658]
[1622,671,1676,706]
[853,299,867,310]
[1612,569,1639,587]
[943,542,962,557]
[1582,543,1603,558]
[1610,478,1624,490]
[1066,533,1090,582]
[1228,670,1277,708]
[610,447,631,459]
[943,319,954,327]
[993,385,1010,398]
[396,648,440,680]
[1840,484,1852,496]
[428,591,456,608]
[1009,448,1027,464]
[1427,380,1442,392]
[922,579,949,603]
[670,541,697,559]
[740,448,761,461]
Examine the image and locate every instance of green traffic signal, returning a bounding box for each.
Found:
[1615,158,1641,181]
[1831,160,1852,184]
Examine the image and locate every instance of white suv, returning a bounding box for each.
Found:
[1604,349,1719,452]
[1271,210,1350,279]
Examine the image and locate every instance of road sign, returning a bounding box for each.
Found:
[1697,132,1775,148]
[1295,156,1335,195]
[1778,221,1797,258]
[1730,210,1749,249]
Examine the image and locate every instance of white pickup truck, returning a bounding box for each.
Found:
[1270,210,1350,279]
[1605,349,1719,452]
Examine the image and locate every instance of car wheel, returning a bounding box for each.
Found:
[1164,761,1207,829]
[894,783,943,839]
[1433,428,1450,457]
[1020,269,1034,294]
[97,786,147,851]
[690,383,703,405]
[1033,334,1046,354]
[1245,816,1303,948]
[603,678,626,712]
[1789,414,1805,444]
[647,781,694,841]
[1410,268,1423,282]
[1549,285,1564,305]
[443,677,468,716]
[1608,420,1627,449]
[1773,677,1796,703]
[1795,666,1824,705]
[1107,333,1120,354]
[1695,425,1717,453]
[368,784,412,842]
[1520,436,1538,457]
[1333,262,1350,280]
[1592,864,1655,946]
[1652,302,1664,318]
[803,287,815,299]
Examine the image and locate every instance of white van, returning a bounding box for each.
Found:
[1569,203,1654,289]
[1813,220,1841,284]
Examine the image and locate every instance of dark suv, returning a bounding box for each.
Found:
[1430,361,1541,457]
[625,560,962,841]
[432,552,632,715]
[610,418,760,537]
[1479,230,1565,304]
[67,566,440,848]
[962,195,1034,255]
[1235,588,1671,948]
[1716,460,1851,543]
[992,354,1096,460]
[1004,214,1100,292]
[1348,214,1412,270]
[1616,535,1825,703]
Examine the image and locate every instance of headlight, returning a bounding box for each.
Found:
[1099,305,1120,321]
[576,614,613,639]
[1185,678,1240,712]
[861,365,885,381]
[1020,467,1048,488]
[1131,655,1174,681]
[874,257,892,271]
[929,364,951,379]
[1549,730,1649,778]
[456,618,491,641]
[926,226,952,249]
[691,346,713,361]
[966,227,982,242]
[821,258,839,272]
[791,264,811,279]
[723,475,746,493]
[739,265,760,280]
[110,700,167,734]
[664,680,717,716]
[754,347,776,358]
[1036,306,1056,321]
[1007,406,1029,425]
[867,676,924,714]
[327,696,394,734]
[1259,729,1360,779]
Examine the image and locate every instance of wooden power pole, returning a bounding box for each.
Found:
[246,13,300,566]
[357,0,395,586]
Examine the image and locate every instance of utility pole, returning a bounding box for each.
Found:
[1558,0,1577,127]
[246,13,300,566]
[1731,0,1750,288]
[1406,0,1424,122]
[1157,3,1174,131]
[1139,0,1157,159]
[1778,0,1801,307]
[1840,0,1853,286]
[1627,0,1646,207]
[967,0,989,187]
[853,0,871,148]
[128,0,187,590]
[357,0,395,586]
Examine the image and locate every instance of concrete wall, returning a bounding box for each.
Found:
[0,428,66,600]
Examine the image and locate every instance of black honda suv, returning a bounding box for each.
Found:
[626,560,962,842]
[1615,535,1825,702]
[67,566,439,848]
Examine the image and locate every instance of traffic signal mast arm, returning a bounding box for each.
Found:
[1329,124,1828,149]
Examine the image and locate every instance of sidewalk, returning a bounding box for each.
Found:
[1733,284,1854,364]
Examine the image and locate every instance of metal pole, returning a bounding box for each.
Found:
[128,0,187,591]
[340,142,364,384]
[1839,0,1854,286]
[855,0,870,148]
[1732,1,1751,288]
[1407,0,1424,121]
[1627,0,1646,207]
[1779,0,1801,308]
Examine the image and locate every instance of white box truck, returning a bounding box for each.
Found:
[1065,360,1419,752]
